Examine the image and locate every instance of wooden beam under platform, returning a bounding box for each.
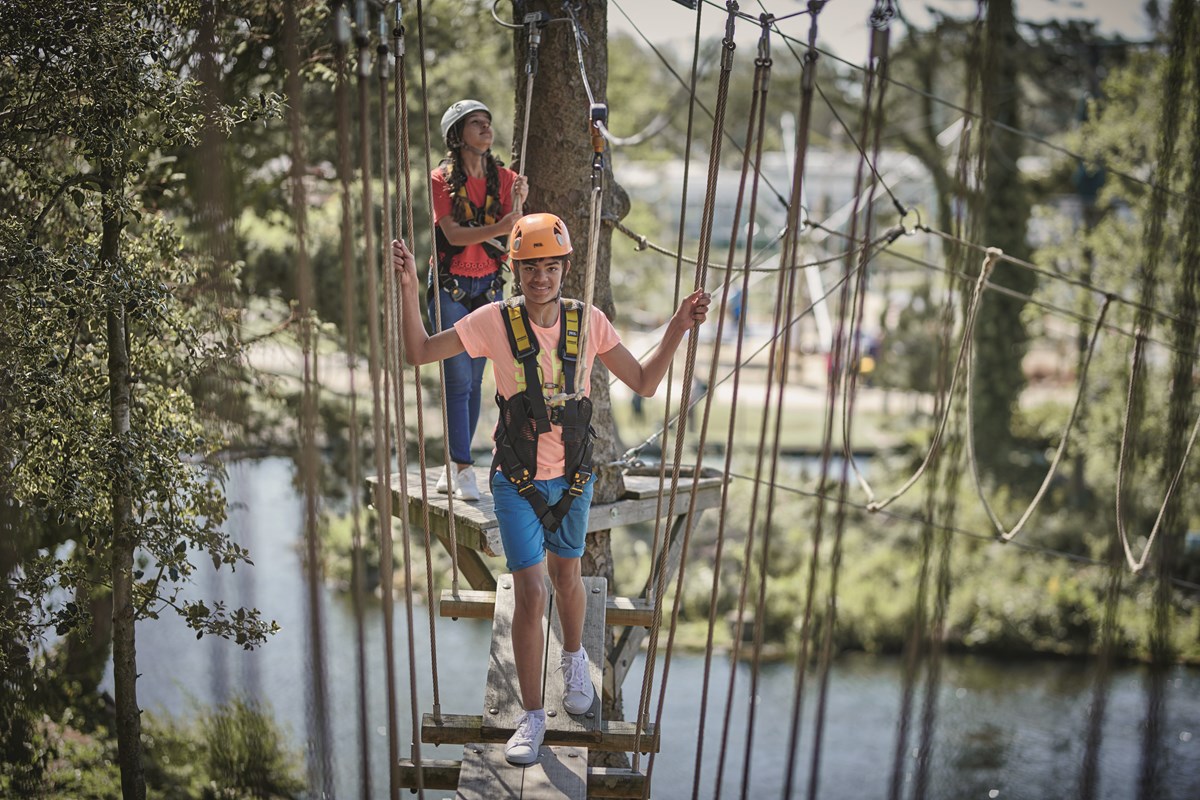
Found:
[439,589,654,628]
[398,754,648,799]
[421,712,659,753]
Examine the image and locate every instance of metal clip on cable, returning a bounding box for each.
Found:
[392,1,404,57]
[376,12,390,78]
[756,14,773,90]
[721,3,739,70]
[355,0,372,77]
[590,103,607,183]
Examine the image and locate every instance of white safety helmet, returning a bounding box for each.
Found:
[440,99,491,145]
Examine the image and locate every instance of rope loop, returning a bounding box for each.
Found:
[899,206,922,236]
[756,14,773,67]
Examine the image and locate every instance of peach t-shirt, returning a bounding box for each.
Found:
[455,301,621,479]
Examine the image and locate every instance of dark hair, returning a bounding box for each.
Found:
[441,123,506,225]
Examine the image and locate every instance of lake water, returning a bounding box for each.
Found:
[109,458,1200,799]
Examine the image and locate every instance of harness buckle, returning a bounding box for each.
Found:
[569,468,592,497]
[444,277,466,302]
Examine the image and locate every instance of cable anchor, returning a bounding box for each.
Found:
[523,10,549,76]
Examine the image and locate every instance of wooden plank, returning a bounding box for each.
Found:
[543,577,606,740]
[422,712,659,753]
[397,758,459,791]
[587,767,649,799]
[453,743,588,800]
[398,758,646,798]
[481,576,531,735]
[481,576,606,743]
[440,589,652,627]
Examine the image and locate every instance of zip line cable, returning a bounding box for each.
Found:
[615,229,900,466]
[793,39,1200,208]
[610,0,792,211]
[376,14,425,795]
[331,5,372,796]
[392,3,444,728]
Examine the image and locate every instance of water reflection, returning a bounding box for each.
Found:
[109,458,1200,799]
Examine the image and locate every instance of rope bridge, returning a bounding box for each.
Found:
[271,1,1200,798]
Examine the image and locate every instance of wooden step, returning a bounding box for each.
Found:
[441,589,653,627]
[422,712,660,753]
[483,575,607,743]
[398,754,647,799]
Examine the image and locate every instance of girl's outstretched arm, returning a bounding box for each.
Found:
[600,289,711,397]
[392,238,468,365]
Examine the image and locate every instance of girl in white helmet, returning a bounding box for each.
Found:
[430,99,529,502]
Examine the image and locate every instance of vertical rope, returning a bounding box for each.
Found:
[377,12,425,798]
[414,0,461,592]
[392,1,443,725]
[683,19,773,799]
[283,3,333,795]
[778,7,825,796]
[643,0,705,642]
[807,19,890,800]
[354,3,401,797]
[332,4,372,796]
[634,3,735,788]
[1135,3,1199,793]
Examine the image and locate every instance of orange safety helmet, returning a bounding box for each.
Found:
[509,213,573,261]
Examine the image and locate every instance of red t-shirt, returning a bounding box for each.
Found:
[431,164,517,278]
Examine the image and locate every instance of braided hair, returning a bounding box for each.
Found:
[442,120,505,225]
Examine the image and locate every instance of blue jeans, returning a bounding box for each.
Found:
[429,273,499,465]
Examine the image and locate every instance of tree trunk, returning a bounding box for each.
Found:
[511,0,629,763]
[973,0,1034,479]
[104,186,144,800]
[60,550,113,695]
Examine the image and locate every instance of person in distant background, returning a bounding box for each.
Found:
[429,99,529,501]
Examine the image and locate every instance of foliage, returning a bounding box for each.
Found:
[0,0,281,787]
[0,700,303,800]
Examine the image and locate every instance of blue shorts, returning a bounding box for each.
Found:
[490,470,595,572]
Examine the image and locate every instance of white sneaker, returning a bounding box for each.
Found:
[560,648,595,715]
[434,465,452,495]
[504,710,546,766]
[454,466,480,502]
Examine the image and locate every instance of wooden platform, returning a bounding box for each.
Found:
[368,466,724,580]
[380,465,720,797]
[398,757,647,799]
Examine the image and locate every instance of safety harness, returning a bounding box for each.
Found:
[430,162,506,310]
[492,296,595,533]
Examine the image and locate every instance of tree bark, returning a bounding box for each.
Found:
[974,0,1034,479]
[104,185,144,800]
[511,0,629,764]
